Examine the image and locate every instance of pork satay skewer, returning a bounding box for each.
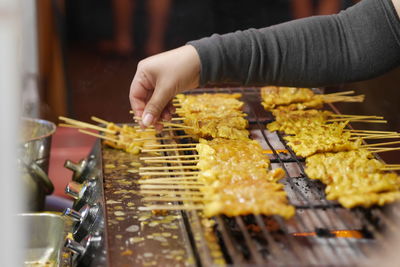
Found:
[138,205,204,211]
[140,155,199,160]
[139,165,199,171]
[143,143,197,148]
[139,171,200,176]
[139,190,205,196]
[141,197,207,202]
[143,159,200,164]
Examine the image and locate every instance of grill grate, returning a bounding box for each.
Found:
[141,87,399,266]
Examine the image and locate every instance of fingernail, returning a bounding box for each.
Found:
[142,113,154,127]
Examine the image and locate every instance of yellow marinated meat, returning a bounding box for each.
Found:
[284,122,361,157]
[176,93,249,140]
[261,86,315,110]
[176,93,243,113]
[196,138,271,183]
[103,123,158,154]
[267,109,332,134]
[269,97,324,112]
[202,175,295,219]
[184,114,249,140]
[305,150,400,208]
[196,138,295,219]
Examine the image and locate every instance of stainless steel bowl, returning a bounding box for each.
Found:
[20,118,56,211]
[19,213,66,267]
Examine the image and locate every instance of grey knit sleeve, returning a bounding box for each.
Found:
[188,0,400,87]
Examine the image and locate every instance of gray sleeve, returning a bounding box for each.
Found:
[188,0,400,87]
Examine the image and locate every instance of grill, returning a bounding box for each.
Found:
[99,87,400,266]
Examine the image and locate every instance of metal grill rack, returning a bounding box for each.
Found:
[140,87,400,266]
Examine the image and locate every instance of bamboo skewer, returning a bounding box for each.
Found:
[58,123,81,129]
[133,135,194,141]
[327,119,387,123]
[139,171,200,176]
[349,134,400,140]
[323,90,355,96]
[140,155,199,160]
[138,180,204,185]
[78,129,123,144]
[362,141,400,148]
[140,184,204,190]
[345,130,397,134]
[330,114,384,119]
[139,165,199,171]
[143,143,197,148]
[139,190,205,196]
[90,116,113,126]
[139,177,199,182]
[142,197,207,202]
[369,147,400,153]
[138,205,204,211]
[59,116,116,134]
[142,148,197,152]
[143,159,200,164]
[133,116,194,129]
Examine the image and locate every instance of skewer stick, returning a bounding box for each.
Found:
[78,129,122,144]
[138,180,204,185]
[381,167,400,171]
[323,90,355,96]
[139,190,204,196]
[58,123,81,129]
[133,116,194,129]
[349,134,400,140]
[142,197,207,202]
[263,149,289,154]
[345,130,397,134]
[139,177,199,182]
[144,143,197,148]
[143,160,200,164]
[138,205,204,211]
[139,171,200,176]
[133,135,194,141]
[327,119,387,123]
[142,148,196,152]
[330,114,384,119]
[140,184,204,190]
[171,117,184,121]
[140,155,199,160]
[59,116,116,134]
[369,147,400,153]
[139,165,199,171]
[362,141,400,148]
[90,116,112,126]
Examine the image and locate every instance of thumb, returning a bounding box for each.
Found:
[141,85,174,127]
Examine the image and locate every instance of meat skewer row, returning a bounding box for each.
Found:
[305,149,400,208]
[267,109,387,135]
[174,93,250,140]
[283,121,400,158]
[59,116,161,154]
[261,86,364,111]
[139,138,295,219]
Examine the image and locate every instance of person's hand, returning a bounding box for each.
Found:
[129,45,200,128]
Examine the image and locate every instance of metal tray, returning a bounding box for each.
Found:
[19,213,65,267]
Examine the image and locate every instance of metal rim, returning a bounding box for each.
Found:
[21,117,56,143]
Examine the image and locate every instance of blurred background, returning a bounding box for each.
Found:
[2,0,400,265]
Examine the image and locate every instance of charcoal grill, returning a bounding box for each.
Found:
[65,87,400,266]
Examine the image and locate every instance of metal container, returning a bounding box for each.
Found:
[19,213,66,267]
[20,118,56,211]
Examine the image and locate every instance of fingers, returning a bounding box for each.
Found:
[141,85,175,127]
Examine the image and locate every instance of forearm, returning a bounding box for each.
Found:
[189,0,400,87]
